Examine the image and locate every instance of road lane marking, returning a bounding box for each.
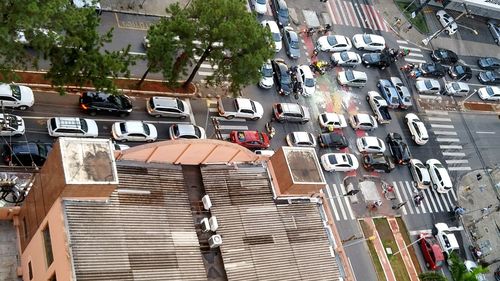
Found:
[407,181,426,213]
[442,152,466,156]
[437,138,460,142]
[408,53,424,57]
[404,58,426,63]
[425,110,449,115]
[423,188,437,213]
[476,131,496,134]
[431,189,444,212]
[21,116,190,124]
[333,183,348,220]
[213,117,247,122]
[434,131,458,135]
[340,184,355,220]
[439,145,463,149]
[218,125,249,130]
[428,117,452,122]
[419,187,433,213]
[398,46,422,52]
[397,40,408,44]
[430,124,455,129]
[354,3,368,29]
[393,181,407,215]
[446,159,469,164]
[198,71,214,76]
[326,185,341,221]
[208,108,218,112]
[450,188,458,201]
[400,181,416,214]
[129,51,146,56]
[440,193,451,212]
[448,166,472,171]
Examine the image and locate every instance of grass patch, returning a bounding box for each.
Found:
[374,218,411,281]
[395,1,429,34]
[396,217,422,275]
[359,220,386,281]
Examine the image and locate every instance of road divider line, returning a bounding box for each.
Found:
[442,152,466,156]
[445,159,469,164]
[340,184,355,220]
[439,145,463,149]
[434,131,457,136]
[430,124,455,129]
[448,166,472,171]
[436,138,460,142]
[476,131,495,134]
[427,117,452,122]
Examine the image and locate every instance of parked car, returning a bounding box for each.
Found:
[477,57,500,70]
[47,117,98,137]
[477,86,500,101]
[169,124,206,140]
[283,27,300,59]
[366,91,391,124]
[361,52,391,69]
[0,83,34,110]
[405,113,429,145]
[362,153,394,173]
[377,79,400,108]
[390,77,412,109]
[230,130,270,149]
[79,91,133,117]
[436,10,457,35]
[252,0,267,14]
[337,69,367,88]
[444,81,470,96]
[112,121,157,142]
[0,114,25,137]
[318,132,348,149]
[273,102,310,123]
[352,34,386,51]
[146,96,190,119]
[409,159,431,189]
[478,71,500,85]
[419,234,445,270]
[318,112,347,129]
[286,132,316,147]
[321,153,359,172]
[426,159,452,193]
[270,0,289,27]
[420,62,446,78]
[259,61,274,89]
[415,78,441,95]
[316,35,352,52]
[356,136,386,154]
[217,98,264,120]
[331,51,361,67]
[271,59,293,95]
[487,19,500,45]
[262,20,282,52]
[349,113,378,131]
[296,65,316,96]
[2,142,53,167]
[433,223,460,258]
[431,48,458,64]
[448,64,472,80]
[386,133,411,165]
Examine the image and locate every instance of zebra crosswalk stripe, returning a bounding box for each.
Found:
[340,184,356,220]
[361,4,376,30]
[326,185,341,221]
[450,189,458,201]
[333,184,348,220]
[393,181,408,215]
[354,3,368,29]
[335,1,348,26]
[399,181,416,214]
[424,188,439,213]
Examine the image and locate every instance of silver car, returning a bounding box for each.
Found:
[169,124,206,140]
[146,97,190,119]
[415,78,441,95]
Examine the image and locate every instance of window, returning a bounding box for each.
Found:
[42,225,54,267]
[28,261,33,280]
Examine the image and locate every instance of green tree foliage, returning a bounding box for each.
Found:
[0,0,134,94]
[145,0,274,94]
[449,252,489,281]
[418,272,447,281]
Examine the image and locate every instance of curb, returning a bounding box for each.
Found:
[101,7,166,18]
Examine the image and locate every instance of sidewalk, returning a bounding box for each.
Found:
[363,218,397,281]
[99,0,175,16]
[387,217,419,281]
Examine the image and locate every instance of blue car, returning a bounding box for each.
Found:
[377,79,400,108]
[283,27,300,59]
[271,0,289,27]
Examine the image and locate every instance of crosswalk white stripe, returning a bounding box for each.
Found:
[446,159,469,164]
[450,188,458,201]
[208,108,218,112]
[408,53,424,58]
[218,125,249,130]
[434,131,458,135]
[442,152,466,157]
[396,40,407,44]
[326,185,341,221]
[399,46,422,52]
[437,138,461,142]
[213,117,247,122]
[430,124,455,129]
[361,4,376,30]
[201,63,218,69]
[431,189,445,212]
[445,192,455,209]
[424,188,439,213]
[393,181,407,215]
[406,181,425,213]
[220,133,230,139]
[425,110,449,116]
[342,1,358,27]
[440,145,463,149]
[198,71,214,76]
[400,181,415,214]
[440,193,451,211]
[428,117,452,122]
[333,183,348,220]
[332,1,344,25]
[405,58,427,63]
[348,2,362,27]
[368,5,384,31]
[340,184,355,220]
[420,186,433,213]
[353,3,368,28]
[448,166,472,171]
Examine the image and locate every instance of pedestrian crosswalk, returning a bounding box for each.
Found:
[424,110,472,172]
[327,1,390,32]
[207,99,249,139]
[325,181,457,221]
[397,39,427,64]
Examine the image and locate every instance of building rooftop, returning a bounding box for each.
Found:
[282,147,325,184]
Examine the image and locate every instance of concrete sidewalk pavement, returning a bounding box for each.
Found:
[363,218,397,281]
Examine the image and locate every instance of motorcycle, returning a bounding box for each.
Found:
[309,60,329,75]
[265,122,276,139]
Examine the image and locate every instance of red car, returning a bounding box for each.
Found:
[230,130,270,149]
[419,234,445,270]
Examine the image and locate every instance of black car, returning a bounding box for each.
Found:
[419,62,446,78]
[478,57,500,70]
[2,142,53,167]
[386,133,411,165]
[448,64,472,80]
[271,0,289,27]
[362,153,395,173]
[318,132,348,149]
[271,59,293,95]
[431,48,458,64]
[361,53,391,69]
[79,91,133,117]
[478,71,500,85]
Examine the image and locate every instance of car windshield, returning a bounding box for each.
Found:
[434,163,444,169]
[290,38,299,49]
[9,85,22,100]
[142,123,150,135]
[345,155,353,166]
[80,119,88,132]
[439,50,449,58]
[361,138,367,146]
[278,7,288,17]
[345,71,354,81]
[176,99,185,111]
[485,72,494,80]
[426,65,435,71]
[327,36,338,46]
[281,72,292,84]
[119,122,127,133]
[340,51,349,61]
[109,95,125,107]
[304,78,315,87]
[362,34,372,44]
[486,87,494,96]
[424,80,433,88]
[328,155,338,164]
[451,83,460,90]
[271,32,281,41]
[455,66,464,74]
[262,65,273,77]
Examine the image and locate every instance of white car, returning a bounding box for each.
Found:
[0,83,35,110]
[390,77,412,108]
[356,136,386,153]
[169,124,206,140]
[286,132,317,147]
[444,81,470,96]
[252,0,267,14]
[112,121,158,142]
[47,117,99,137]
[409,159,431,189]
[352,34,386,51]
[316,35,352,52]
[426,159,452,193]
[415,78,441,95]
[321,153,359,172]
[436,10,458,35]
[405,113,428,145]
[0,114,25,137]
[318,112,347,129]
[259,61,274,89]
[349,113,378,131]
[337,70,367,88]
[478,86,500,101]
[331,51,362,67]
[296,65,316,96]
[262,20,282,52]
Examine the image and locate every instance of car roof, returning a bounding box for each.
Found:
[175,124,201,136]
[52,117,87,128]
[264,20,279,33]
[280,103,302,113]
[291,131,312,142]
[151,97,179,108]
[123,121,146,134]
[361,136,381,145]
[352,70,367,79]
[242,130,262,141]
[356,113,373,123]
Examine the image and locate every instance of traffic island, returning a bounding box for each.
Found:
[359,219,387,281]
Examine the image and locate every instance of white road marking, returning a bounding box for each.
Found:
[476,131,496,134]
[396,40,408,44]
[404,58,426,64]
[448,166,472,171]
[423,189,437,213]
[333,183,348,220]
[340,184,355,220]
[21,116,190,125]
[213,117,247,122]
[425,110,449,115]
[218,125,249,130]
[326,185,341,221]
[439,145,463,149]
[361,4,376,30]
[409,229,432,236]
[434,131,458,135]
[354,3,368,29]
[419,94,442,99]
[393,181,407,215]
[440,193,451,212]
[450,188,458,201]
[220,133,230,139]
[419,186,433,213]
[427,117,452,122]
[442,152,466,157]
[432,189,444,212]
[208,108,218,112]
[129,51,146,56]
[198,71,214,76]
[368,5,384,31]
[445,159,469,164]
[437,138,460,142]
[400,181,415,214]
[408,53,424,58]
[399,46,422,52]
[407,181,426,213]
[430,124,455,129]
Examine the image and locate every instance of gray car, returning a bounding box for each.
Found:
[283,27,300,59]
[169,124,206,140]
[390,77,412,109]
[272,103,310,124]
[487,19,500,46]
[146,97,190,119]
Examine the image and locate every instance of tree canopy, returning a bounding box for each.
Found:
[449,252,489,281]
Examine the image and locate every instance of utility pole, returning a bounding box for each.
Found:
[392,235,425,257]
[422,3,472,46]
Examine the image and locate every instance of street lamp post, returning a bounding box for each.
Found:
[422,3,471,46]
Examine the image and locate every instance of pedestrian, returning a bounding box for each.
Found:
[392,201,407,210]
[404,24,413,32]
[454,206,465,216]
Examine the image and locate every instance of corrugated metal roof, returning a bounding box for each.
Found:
[201,165,340,281]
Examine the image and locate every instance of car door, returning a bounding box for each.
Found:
[127,133,146,142]
[0,96,18,108]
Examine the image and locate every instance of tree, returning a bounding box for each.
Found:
[449,252,489,281]
[144,0,274,95]
[418,272,447,281]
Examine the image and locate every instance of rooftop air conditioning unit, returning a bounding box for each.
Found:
[200,218,210,232]
[202,194,212,210]
[208,234,222,248]
[209,216,218,232]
